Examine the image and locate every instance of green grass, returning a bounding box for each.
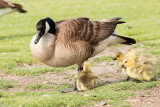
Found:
[0,0,160,106]
[0,79,17,89]
[54,83,73,91]
[0,81,159,107]
[24,84,43,90]
[24,84,53,90]
[94,56,114,62]
[5,65,77,76]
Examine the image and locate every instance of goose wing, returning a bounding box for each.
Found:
[56,17,123,45]
[55,20,66,26]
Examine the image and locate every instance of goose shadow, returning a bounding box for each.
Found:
[60,78,142,93]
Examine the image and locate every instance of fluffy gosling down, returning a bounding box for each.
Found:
[126,49,158,69]
[113,49,137,73]
[113,52,125,73]
[114,49,158,72]
[137,53,158,67]
[75,61,97,91]
[125,49,136,60]
[121,57,156,82]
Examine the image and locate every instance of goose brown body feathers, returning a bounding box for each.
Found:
[30,17,136,67]
[56,17,123,45]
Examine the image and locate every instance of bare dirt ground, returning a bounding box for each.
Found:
[0,45,159,106]
[124,86,160,107]
[85,86,160,107]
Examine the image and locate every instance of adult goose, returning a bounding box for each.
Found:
[30,17,136,71]
[0,0,27,17]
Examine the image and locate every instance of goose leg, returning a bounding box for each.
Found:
[77,62,84,73]
[78,67,83,73]
[60,62,84,93]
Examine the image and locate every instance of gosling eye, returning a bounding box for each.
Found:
[125,61,128,63]
[117,55,120,57]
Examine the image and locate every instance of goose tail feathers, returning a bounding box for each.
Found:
[111,17,126,24]
[113,33,136,45]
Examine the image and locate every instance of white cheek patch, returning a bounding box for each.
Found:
[45,21,50,34]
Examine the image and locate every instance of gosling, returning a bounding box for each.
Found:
[113,52,126,73]
[121,57,156,82]
[75,61,97,91]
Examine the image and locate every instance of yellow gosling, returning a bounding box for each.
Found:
[75,61,97,91]
[122,57,156,82]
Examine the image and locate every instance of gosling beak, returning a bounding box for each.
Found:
[121,64,125,68]
[113,57,117,60]
[34,32,41,44]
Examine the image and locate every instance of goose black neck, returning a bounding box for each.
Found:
[46,17,56,35]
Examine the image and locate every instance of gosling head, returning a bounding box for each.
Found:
[125,49,136,60]
[113,52,124,61]
[121,57,135,69]
[34,17,56,44]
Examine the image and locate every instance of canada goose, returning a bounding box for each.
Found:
[0,0,27,17]
[75,61,97,91]
[121,57,156,81]
[30,17,136,71]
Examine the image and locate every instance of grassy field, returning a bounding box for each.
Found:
[0,0,160,106]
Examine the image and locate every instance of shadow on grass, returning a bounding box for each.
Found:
[61,78,159,93]
[60,79,128,93]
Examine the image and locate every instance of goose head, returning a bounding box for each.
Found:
[34,17,56,44]
[11,3,27,13]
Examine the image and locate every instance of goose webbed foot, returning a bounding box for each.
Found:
[126,77,141,83]
[126,77,130,81]
[132,79,141,83]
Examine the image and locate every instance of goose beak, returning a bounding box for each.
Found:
[19,9,27,13]
[34,32,41,44]
[113,57,117,60]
